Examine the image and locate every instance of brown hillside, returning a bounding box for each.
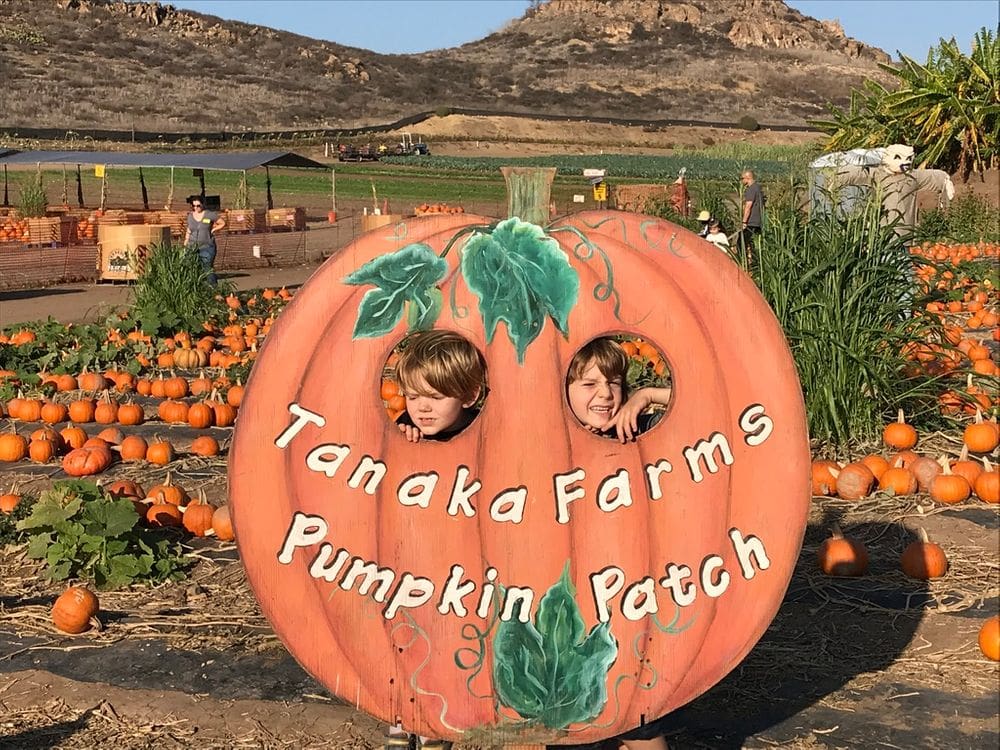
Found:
[0,0,892,132]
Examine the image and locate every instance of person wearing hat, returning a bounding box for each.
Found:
[696,209,712,238]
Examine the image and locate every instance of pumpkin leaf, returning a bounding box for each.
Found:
[491,563,619,729]
[344,243,448,338]
[460,218,579,362]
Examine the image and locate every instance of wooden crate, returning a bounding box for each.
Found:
[360,213,405,232]
[266,207,306,232]
[25,216,77,246]
[155,210,188,239]
[97,224,171,281]
[225,208,266,234]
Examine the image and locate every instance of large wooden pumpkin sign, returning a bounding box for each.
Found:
[230,168,810,745]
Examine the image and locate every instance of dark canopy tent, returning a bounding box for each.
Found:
[0,150,329,210]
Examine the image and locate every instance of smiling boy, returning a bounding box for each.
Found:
[566,338,672,443]
[394,329,486,443]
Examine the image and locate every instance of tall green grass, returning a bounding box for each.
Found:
[125,242,232,335]
[753,186,945,453]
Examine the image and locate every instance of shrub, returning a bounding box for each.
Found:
[17,178,48,218]
[125,242,233,335]
[753,184,945,451]
[737,115,760,131]
[915,192,1000,244]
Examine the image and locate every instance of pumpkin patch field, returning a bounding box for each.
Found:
[0,223,997,749]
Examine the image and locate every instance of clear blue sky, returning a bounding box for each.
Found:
[169,0,997,59]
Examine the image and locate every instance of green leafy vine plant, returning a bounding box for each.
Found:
[17,480,190,590]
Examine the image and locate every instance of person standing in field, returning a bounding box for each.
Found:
[184,195,226,285]
[738,170,764,266]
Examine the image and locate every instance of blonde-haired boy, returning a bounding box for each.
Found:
[394,329,486,443]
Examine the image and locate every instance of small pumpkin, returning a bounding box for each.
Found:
[52,586,100,634]
[96,426,125,445]
[163,376,189,399]
[182,493,215,537]
[909,455,942,493]
[93,395,119,425]
[929,457,971,505]
[900,528,948,580]
[146,439,175,466]
[146,502,183,527]
[973,458,998,504]
[68,398,96,423]
[148,473,187,506]
[950,446,983,488]
[817,525,869,577]
[0,487,22,513]
[0,433,29,462]
[28,438,57,463]
[105,479,145,501]
[40,401,69,425]
[117,402,145,426]
[62,445,113,476]
[119,435,149,462]
[158,399,189,424]
[60,425,88,450]
[190,435,221,457]
[834,462,875,500]
[859,454,889,482]
[212,504,235,541]
[16,398,42,422]
[979,616,1000,662]
[226,380,244,407]
[882,408,917,450]
[78,371,108,392]
[187,402,215,429]
[810,460,839,496]
[963,410,999,454]
[878,466,918,496]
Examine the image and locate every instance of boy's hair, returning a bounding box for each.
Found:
[567,338,629,393]
[395,330,486,404]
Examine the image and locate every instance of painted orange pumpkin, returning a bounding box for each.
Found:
[229,172,810,744]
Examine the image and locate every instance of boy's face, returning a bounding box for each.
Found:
[567,358,623,432]
[403,374,475,437]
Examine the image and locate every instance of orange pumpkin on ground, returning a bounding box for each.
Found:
[900,529,948,579]
[228,177,811,744]
[882,409,917,450]
[51,587,100,634]
[979,616,1000,661]
[62,445,112,476]
[817,526,868,576]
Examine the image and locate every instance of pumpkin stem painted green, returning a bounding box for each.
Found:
[501,166,556,226]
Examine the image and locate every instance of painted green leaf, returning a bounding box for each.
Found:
[344,243,448,338]
[461,218,579,362]
[491,564,619,730]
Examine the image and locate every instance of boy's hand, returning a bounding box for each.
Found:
[398,423,423,443]
[611,389,653,443]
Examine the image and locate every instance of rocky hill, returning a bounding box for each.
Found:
[0,0,893,133]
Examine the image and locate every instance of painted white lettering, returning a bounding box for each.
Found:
[308,544,351,583]
[306,443,352,478]
[383,573,436,619]
[347,455,387,495]
[437,565,477,616]
[644,459,673,501]
[397,472,439,509]
[277,512,328,564]
[739,404,773,446]
[700,554,730,597]
[500,587,534,623]
[446,466,481,518]
[729,528,770,579]
[554,468,586,524]
[340,557,396,602]
[622,577,659,621]
[683,432,734,483]
[590,566,625,622]
[597,469,634,513]
[274,403,326,448]
[489,487,527,524]
[476,567,499,618]
[659,563,697,607]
